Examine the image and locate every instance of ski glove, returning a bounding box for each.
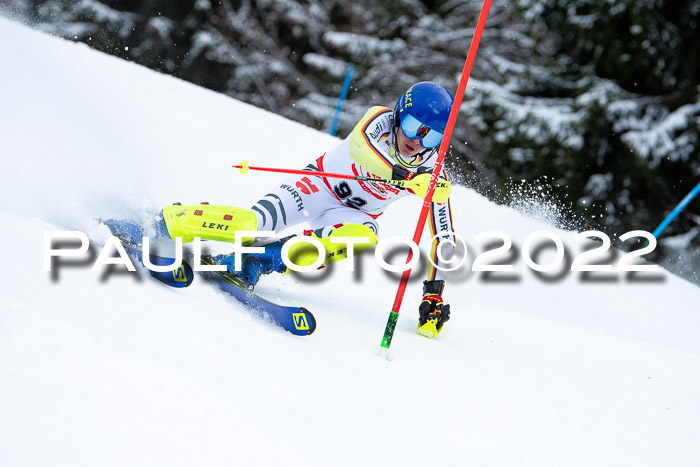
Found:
[405,173,451,204]
[390,165,451,204]
[417,280,451,338]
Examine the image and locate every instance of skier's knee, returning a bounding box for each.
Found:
[284,223,378,270]
[326,223,378,252]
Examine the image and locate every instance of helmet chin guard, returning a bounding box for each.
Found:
[393,145,437,169]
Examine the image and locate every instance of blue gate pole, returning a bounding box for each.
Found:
[329,66,354,136]
[652,180,700,238]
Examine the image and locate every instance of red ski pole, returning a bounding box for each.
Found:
[234,161,357,181]
[379,0,493,357]
[233,161,449,193]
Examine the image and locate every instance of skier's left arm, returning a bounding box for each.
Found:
[417,175,455,336]
[427,195,456,283]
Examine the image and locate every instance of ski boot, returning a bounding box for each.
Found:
[153,209,171,238]
[213,239,288,290]
[417,280,451,338]
[103,209,172,247]
[101,218,144,248]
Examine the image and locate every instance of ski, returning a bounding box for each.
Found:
[101,218,316,336]
[101,218,194,288]
[195,255,316,336]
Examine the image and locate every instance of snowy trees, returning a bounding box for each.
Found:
[2,0,698,279]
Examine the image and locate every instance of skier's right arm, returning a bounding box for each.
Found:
[347,106,395,179]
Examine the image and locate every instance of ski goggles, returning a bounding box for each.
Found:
[400,113,444,149]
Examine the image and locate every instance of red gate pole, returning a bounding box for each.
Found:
[379,0,494,357]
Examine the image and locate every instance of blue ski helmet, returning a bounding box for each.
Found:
[394,81,453,150]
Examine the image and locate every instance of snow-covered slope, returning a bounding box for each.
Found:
[1,16,699,467]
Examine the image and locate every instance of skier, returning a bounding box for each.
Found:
[157,81,456,337]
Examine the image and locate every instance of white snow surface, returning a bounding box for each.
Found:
[1,16,700,467]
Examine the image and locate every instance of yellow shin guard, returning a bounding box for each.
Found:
[161,204,258,244]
